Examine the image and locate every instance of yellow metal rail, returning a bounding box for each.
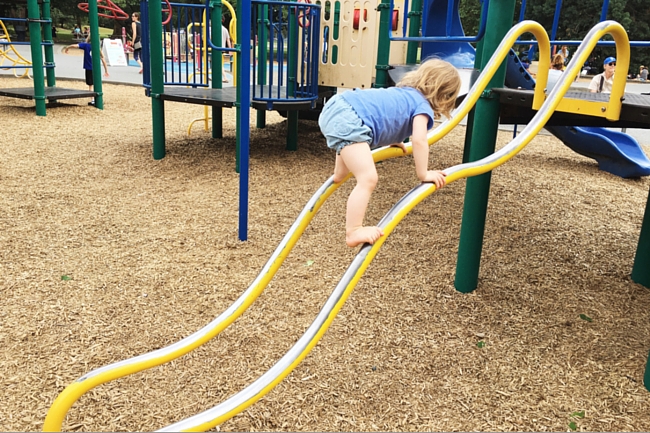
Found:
[43,19,556,432]
[0,20,32,78]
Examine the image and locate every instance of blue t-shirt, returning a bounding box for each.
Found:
[78,42,93,70]
[340,87,434,147]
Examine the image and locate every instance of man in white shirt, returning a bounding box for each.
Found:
[588,57,616,93]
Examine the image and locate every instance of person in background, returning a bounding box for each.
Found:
[64,35,109,106]
[558,45,570,66]
[546,53,565,91]
[131,12,142,73]
[588,57,616,94]
[639,66,648,82]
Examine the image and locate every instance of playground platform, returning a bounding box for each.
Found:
[0,86,96,101]
[496,88,650,128]
[162,85,315,111]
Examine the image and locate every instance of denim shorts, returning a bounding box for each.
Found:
[319,94,373,154]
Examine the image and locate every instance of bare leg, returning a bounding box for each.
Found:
[339,142,383,247]
[333,153,349,183]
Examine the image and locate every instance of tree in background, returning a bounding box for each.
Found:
[459,0,650,76]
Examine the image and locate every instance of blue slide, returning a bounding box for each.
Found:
[420,0,650,178]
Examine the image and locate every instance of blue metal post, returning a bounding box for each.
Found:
[212,0,224,139]
[550,0,562,55]
[237,0,251,240]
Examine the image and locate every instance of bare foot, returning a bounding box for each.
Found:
[346,226,384,247]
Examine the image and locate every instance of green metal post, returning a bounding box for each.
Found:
[211,0,223,139]
[454,0,516,293]
[88,0,103,109]
[632,188,650,288]
[405,0,422,64]
[149,0,166,159]
[286,6,299,151]
[462,37,485,163]
[41,0,55,87]
[26,0,46,116]
[256,4,268,129]
[644,350,650,391]
[374,0,391,88]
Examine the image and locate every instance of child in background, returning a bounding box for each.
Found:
[64,36,109,106]
[319,58,461,247]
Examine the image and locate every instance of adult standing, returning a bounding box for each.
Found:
[131,12,142,73]
[546,53,565,91]
[588,57,616,93]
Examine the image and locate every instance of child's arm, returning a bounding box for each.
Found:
[63,44,80,54]
[411,114,446,188]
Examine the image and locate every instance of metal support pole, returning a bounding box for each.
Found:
[211,0,223,139]
[374,0,391,88]
[454,0,516,293]
[286,6,298,150]
[26,0,46,116]
[632,187,650,288]
[42,0,55,87]
[88,0,103,109]
[236,0,252,240]
[462,36,485,164]
[405,0,422,64]
[149,0,166,159]
[256,4,268,129]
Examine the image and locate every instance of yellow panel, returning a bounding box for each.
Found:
[553,98,612,118]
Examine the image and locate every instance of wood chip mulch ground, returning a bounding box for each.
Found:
[2,76,650,432]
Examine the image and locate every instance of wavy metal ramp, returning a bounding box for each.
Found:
[45,20,624,432]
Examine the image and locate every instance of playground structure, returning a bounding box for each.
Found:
[0,19,33,78]
[41,0,650,423]
[0,0,130,114]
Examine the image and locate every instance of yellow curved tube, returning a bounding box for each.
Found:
[162,23,637,433]
[0,20,32,78]
[45,20,554,432]
[533,22,629,121]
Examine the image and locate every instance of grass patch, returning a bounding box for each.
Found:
[54,27,113,44]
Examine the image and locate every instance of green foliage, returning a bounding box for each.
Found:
[579,314,593,322]
[457,0,650,77]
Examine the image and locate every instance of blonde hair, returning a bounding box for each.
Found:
[551,53,564,70]
[397,58,461,119]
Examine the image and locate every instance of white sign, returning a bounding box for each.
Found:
[102,38,127,66]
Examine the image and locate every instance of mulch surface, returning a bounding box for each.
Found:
[2,76,650,432]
